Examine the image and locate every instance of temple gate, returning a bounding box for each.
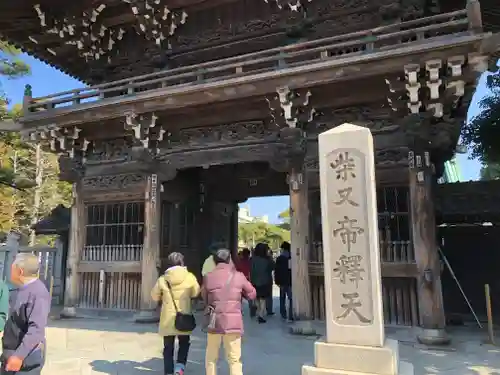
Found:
[1,0,499,339]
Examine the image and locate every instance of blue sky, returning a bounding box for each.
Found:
[0,55,496,224]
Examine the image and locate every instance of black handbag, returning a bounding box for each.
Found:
[166,280,197,332]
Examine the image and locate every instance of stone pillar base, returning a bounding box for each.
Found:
[59,306,78,319]
[417,328,450,346]
[302,339,414,375]
[134,309,160,323]
[289,320,319,336]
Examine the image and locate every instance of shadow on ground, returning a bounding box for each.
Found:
[90,358,163,375]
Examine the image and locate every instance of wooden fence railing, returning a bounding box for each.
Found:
[0,232,65,305]
[23,8,476,113]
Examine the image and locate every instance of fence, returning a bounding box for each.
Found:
[1,231,65,305]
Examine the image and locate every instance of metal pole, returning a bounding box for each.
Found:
[485,284,495,344]
[438,246,482,328]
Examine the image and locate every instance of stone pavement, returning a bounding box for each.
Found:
[43,308,500,375]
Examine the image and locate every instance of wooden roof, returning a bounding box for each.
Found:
[0,0,243,83]
[3,0,497,84]
[32,204,70,235]
[435,180,500,223]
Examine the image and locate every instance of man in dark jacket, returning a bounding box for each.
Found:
[2,253,50,375]
[274,242,293,321]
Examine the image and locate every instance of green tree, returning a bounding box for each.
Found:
[480,163,500,180]
[1,42,31,188]
[0,42,71,240]
[461,68,500,163]
[238,221,290,252]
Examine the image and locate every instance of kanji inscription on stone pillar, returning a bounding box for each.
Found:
[318,123,384,348]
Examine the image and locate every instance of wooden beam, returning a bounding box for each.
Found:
[78,261,141,273]
[20,33,487,129]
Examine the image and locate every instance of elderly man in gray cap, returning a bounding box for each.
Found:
[202,248,256,375]
[2,253,50,375]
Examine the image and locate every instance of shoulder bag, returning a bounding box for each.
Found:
[204,272,235,331]
[166,281,197,332]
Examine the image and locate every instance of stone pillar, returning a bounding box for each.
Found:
[60,182,85,318]
[289,166,313,332]
[303,124,413,375]
[408,151,448,345]
[135,174,161,323]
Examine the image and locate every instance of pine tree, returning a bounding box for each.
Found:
[0,41,71,241]
[1,41,30,188]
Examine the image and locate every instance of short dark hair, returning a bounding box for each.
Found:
[254,242,269,258]
[281,241,291,251]
[213,248,231,264]
[166,252,184,268]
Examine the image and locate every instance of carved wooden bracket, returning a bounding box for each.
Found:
[264,0,312,12]
[124,111,165,152]
[385,54,486,119]
[124,0,188,48]
[22,126,89,159]
[33,4,125,62]
[267,86,316,129]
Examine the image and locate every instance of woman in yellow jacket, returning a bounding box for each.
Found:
[152,252,200,375]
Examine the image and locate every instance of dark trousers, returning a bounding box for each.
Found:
[266,283,273,314]
[249,299,257,317]
[279,285,293,320]
[163,335,190,374]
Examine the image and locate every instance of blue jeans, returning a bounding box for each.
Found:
[279,285,293,320]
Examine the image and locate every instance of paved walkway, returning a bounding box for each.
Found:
[43,309,500,375]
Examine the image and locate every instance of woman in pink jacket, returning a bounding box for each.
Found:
[202,248,256,375]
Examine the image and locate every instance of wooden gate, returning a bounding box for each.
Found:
[78,201,144,310]
[309,186,420,326]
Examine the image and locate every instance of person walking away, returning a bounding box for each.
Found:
[250,243,273,323]
[202,249,256,375]
[235,249,252,316]
[235,249,251,280]
[275,241,293,321]
[151,252,200,375]
[2,253,50,375]
[265,248,275,316]
[202,243,226,277]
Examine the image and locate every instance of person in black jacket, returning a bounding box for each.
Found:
[274,242,293,321]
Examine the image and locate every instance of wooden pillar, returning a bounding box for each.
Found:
[135,174,161,322]
[229,203,239,260]
[60,182,85,318]
[289,166,312,321]
[408,151,449,345]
